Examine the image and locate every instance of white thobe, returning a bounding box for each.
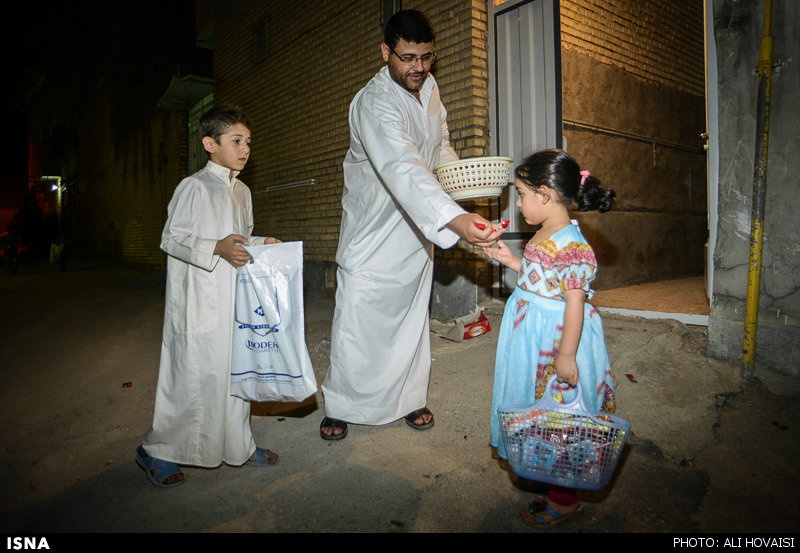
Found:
[321,66,466,425]
[142,160,265,467]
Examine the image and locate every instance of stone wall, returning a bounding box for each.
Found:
[707,0,800,376]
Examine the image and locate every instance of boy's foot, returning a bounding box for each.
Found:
[320,416,348,440]
[135,445,185,488]
[245,447,278,466]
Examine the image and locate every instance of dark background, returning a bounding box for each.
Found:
[1,1,200,177]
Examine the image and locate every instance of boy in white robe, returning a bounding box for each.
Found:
[136,106,281,487]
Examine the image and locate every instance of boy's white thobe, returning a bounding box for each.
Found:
[143,160,265,467]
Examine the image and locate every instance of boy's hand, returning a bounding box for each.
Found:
[216,234,252,267]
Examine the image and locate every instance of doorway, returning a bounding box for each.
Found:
[486,0,712,318]
[488,0,561,296]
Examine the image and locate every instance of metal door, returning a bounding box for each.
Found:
[488,0,562,294]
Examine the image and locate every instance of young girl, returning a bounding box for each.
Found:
[483,149,617,528]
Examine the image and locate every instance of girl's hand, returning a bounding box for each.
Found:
[482,239,521,272]
[263,236,282,244]
[554,355,579,388]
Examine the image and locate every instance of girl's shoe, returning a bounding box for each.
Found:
[520,501,583,528]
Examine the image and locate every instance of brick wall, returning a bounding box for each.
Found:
[76,0,706,307]
[77,102,186,268]
[201,0,705,299]
[201,0,496,302]
[556,0,707,287]
[207,1,491,247]
[559,0,705,96]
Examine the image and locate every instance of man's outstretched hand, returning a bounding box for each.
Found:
[447,213,506,247]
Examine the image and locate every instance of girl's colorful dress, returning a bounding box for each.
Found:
[491,221,617,459]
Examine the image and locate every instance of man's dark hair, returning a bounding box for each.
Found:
[384,9,435,48]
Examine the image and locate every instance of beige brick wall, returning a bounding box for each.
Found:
[560,0,705,96]
[120,113,188,267]
[78,0,706,299]
[77,102,186,267]
[556,0,707,288]
[492,0,705,96]
[205,0,494,268]
[194,0,496,300]
[203,0,704,291]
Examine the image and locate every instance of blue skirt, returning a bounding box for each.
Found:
[490,286,616,459]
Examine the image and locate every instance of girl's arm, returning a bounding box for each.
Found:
[482,239,521,272]
[554,288,586,387]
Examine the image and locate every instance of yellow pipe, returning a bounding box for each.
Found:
[741,0,773,375]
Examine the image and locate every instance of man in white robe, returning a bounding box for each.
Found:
[320,10,500,440]
[137,107,279,487]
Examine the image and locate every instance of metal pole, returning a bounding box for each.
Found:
[741,0,774,377]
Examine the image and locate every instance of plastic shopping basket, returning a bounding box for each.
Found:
[497,375,630,491]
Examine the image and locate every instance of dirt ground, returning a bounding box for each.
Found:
[1,257,799,537]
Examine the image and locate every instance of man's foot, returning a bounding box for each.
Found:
[135,445,185,488]
[320,416,348,441]
[405,407,434,430]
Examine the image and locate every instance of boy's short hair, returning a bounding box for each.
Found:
[384,9,435,48]
[198,106,252,143]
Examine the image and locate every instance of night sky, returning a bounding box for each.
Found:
[1,1,200,177]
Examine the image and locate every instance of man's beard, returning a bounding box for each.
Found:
[390,65,428,93]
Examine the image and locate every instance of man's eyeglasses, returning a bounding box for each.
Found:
[390,47,437,66]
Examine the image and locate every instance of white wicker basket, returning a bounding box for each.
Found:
[434,156,513,200]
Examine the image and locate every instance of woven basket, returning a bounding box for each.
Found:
[434,156,513,200]
[497,376,630,491]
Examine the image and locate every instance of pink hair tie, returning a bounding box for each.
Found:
[580,170,590,186]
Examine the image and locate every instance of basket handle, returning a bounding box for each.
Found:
[534,374,594,414]
[531,375,630,432]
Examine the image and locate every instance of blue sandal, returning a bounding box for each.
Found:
[245,447,279,466]
[135,445,185,488]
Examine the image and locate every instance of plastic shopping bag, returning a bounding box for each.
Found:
[230,241,318,402]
